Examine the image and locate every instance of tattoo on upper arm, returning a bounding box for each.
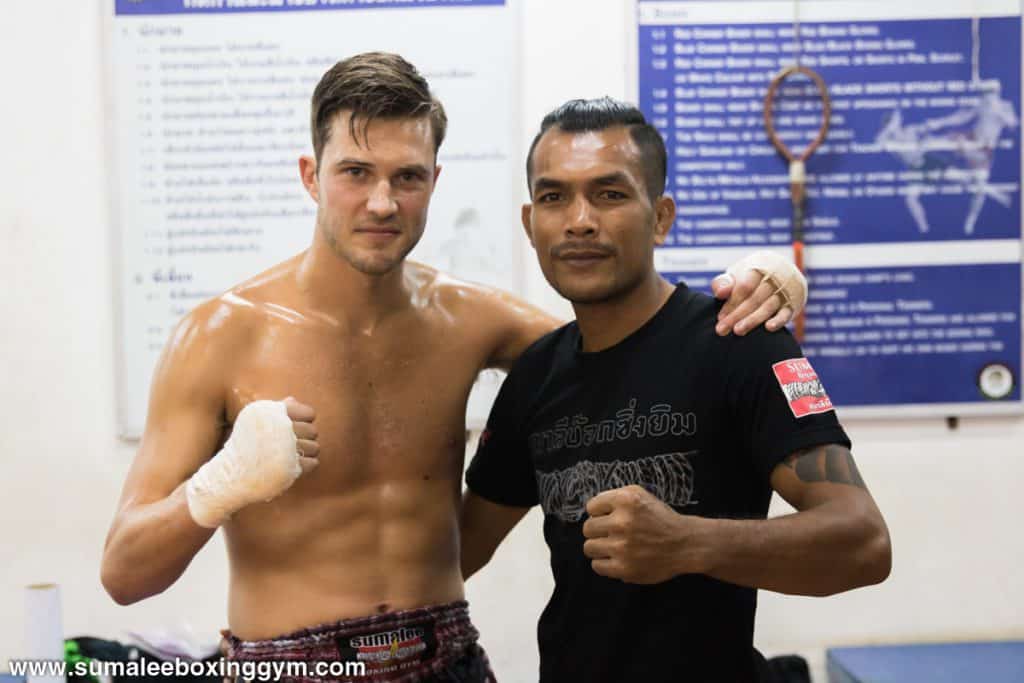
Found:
[782,444,866,489]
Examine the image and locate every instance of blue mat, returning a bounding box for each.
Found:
[828,641,1024,682]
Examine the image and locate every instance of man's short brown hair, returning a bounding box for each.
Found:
[310,52,447,166]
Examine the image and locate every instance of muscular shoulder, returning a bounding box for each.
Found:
[163,258,299,370]
[411,262,516,322]
[176,294,255,345]
[160,295,256,384]
[185,255,304,344]
[409,261,563,369]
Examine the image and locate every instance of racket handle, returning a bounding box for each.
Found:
[793,240,805,342]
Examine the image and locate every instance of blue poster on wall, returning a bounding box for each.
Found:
[637,0,1023,415]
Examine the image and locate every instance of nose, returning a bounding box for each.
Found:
[566,196,597,238]
[366,180,397,218]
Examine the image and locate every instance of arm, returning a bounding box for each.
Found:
[100,306,232,604]
[460,491,530,580]
[581,444,891,595]
[697,443,889,595]
[485,250,808,370]
[100,303,318,604]
[461,349,539,578]
[483,290,563,372]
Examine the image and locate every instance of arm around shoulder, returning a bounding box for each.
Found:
[478,287,563,371]
[713,250,808,336]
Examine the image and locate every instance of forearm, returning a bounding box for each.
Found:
[460,537,493,581]
[692,499,891,596]
[459,511,503,581]
[459,492,529,580]
[101,483,216,604]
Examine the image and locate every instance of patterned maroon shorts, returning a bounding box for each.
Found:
[223,600,496,683]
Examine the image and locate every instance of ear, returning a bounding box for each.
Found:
[433,164,443,185]
[521,202,535,247]
[299,155,319,202]
[652,194,676,246]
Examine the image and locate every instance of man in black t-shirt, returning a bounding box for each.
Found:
[460,99,892,683]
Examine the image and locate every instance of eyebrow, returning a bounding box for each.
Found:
[532,177,565,193]
[532,172,633,192]
[395,164,431,177]
[334,159,430,177]
[591,172,632,187]
[336,158,373,168]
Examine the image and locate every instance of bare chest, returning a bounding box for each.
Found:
[225,320,485,484]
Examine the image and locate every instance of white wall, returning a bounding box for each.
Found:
[1,1,1022,682]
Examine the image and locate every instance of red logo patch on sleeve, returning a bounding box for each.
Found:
[772,358,835,418]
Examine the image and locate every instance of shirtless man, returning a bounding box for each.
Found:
[100,53,806,681]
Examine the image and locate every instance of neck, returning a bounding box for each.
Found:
[295,230,412,332]
[574,272,675,352]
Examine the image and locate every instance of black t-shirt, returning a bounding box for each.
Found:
[466,284,851,683]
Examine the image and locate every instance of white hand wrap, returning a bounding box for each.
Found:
[186,400,302,528]
[726,250,808,314]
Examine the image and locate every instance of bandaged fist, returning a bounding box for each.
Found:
[711,251,807,336]
[582,485,705,585]
[186,397,319,528]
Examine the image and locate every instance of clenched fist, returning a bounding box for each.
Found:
[185,397,319,528]
[582,485,708,584]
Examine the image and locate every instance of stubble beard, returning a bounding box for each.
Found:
[320,217,411,276]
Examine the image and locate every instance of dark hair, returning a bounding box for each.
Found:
[310,52,447,166]
[526,97,667,202]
